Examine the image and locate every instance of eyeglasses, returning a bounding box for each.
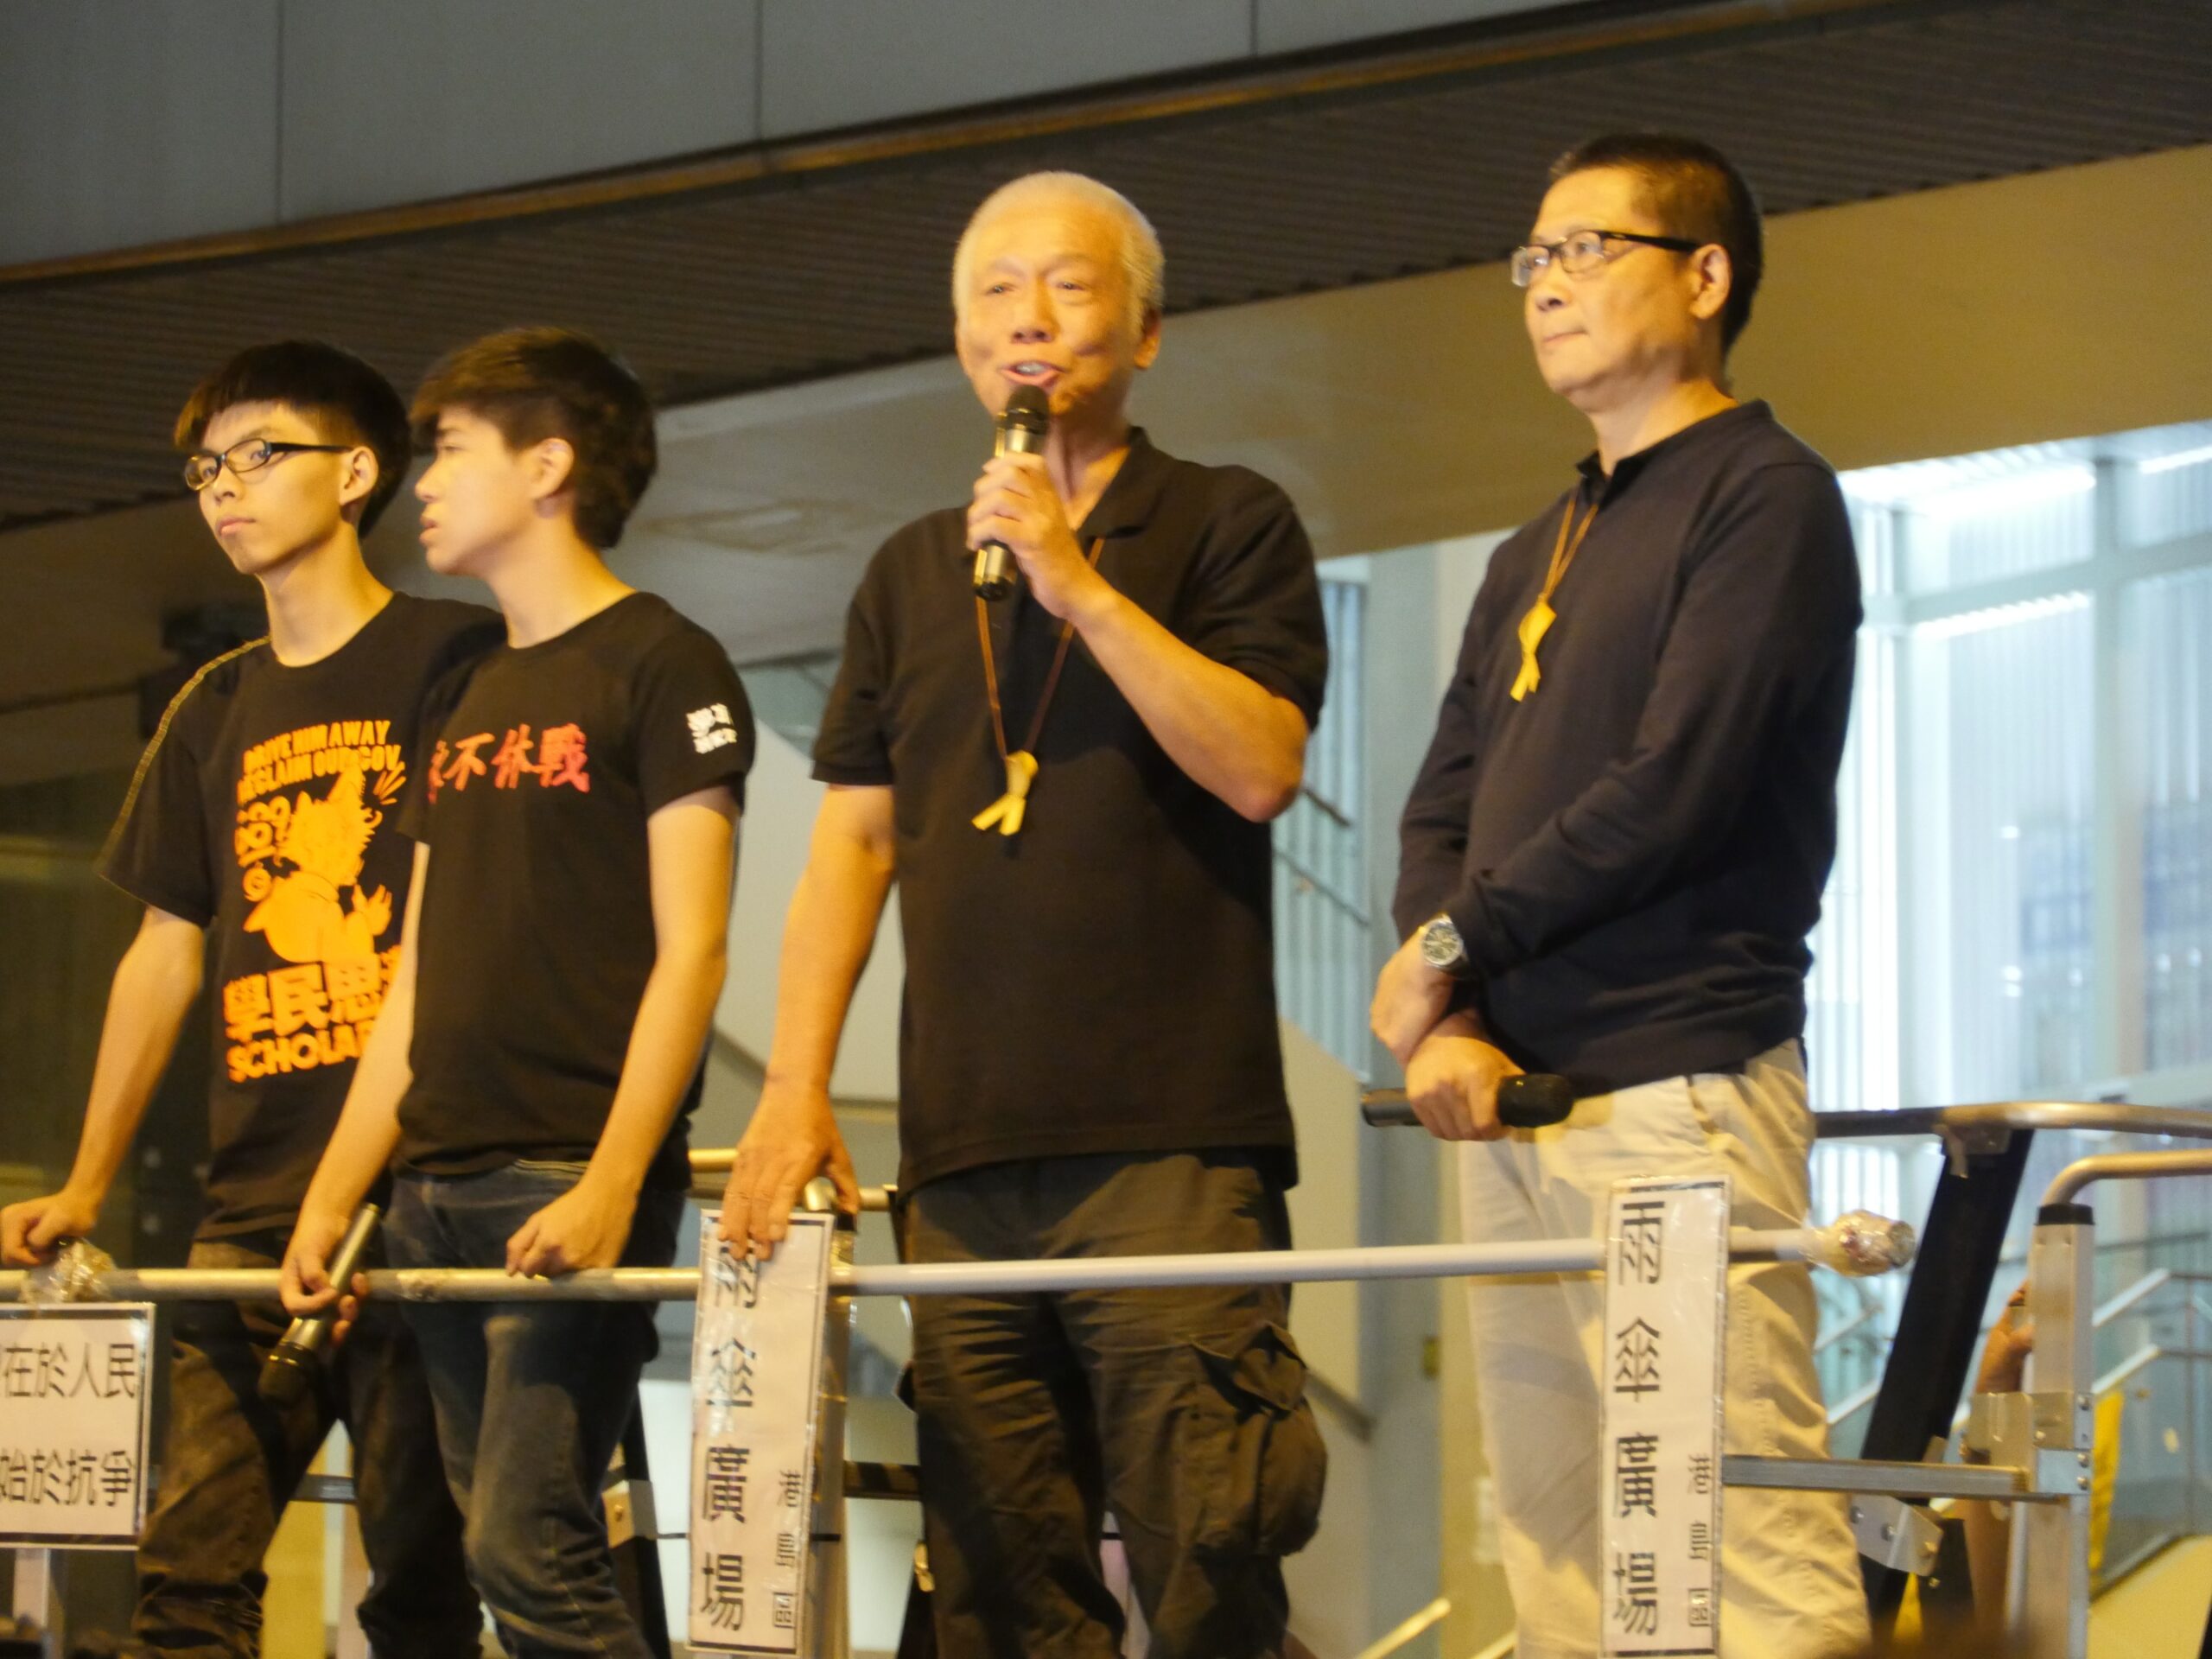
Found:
[182,438,353,492]
[1510,229,1705,289]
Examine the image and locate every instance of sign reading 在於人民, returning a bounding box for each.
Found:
[0,1303,156,1547]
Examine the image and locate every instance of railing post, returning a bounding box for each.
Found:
[10,1547,64,1659]
[2189,1294,2202,1540]
[2014,1200,2095,1659]
[1855,1124,2032,1629]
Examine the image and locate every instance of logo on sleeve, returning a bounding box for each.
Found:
[687,703,740,754]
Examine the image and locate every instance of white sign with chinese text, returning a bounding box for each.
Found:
[1599,1176,1729,1657]
[690,1212,836,1655]
[0,1305,155,1547]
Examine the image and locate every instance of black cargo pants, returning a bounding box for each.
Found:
[902,1149,1327,1659]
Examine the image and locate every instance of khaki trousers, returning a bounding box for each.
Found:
[1458,1041,1872,1658]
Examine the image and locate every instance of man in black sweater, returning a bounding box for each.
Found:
[1372,135,1872,1657]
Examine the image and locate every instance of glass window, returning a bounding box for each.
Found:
[2126,565,2212,1069]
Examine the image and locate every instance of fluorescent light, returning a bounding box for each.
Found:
[1917,466,2096,520]
[1916,592,2089,641]
[2139,442,2212,476]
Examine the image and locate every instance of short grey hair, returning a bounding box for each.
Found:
[951,172,1166,328]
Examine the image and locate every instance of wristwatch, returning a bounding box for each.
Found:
[1419,912,1472,978]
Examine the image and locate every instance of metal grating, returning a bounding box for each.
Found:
[4,0,2210,530]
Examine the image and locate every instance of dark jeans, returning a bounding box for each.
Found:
[385,1164,683,1659]
[903,1150,1327,1659]
[133,1233,479,1659]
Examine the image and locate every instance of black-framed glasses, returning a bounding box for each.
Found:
[182,437,353,492]
[1510,229,1705,288]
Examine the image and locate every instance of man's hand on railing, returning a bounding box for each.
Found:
[0,1187,102,1268]
[718,1080,861,1259]
[507,1173,639,1276]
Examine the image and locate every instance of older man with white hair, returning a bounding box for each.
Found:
[720,171,1332,1656]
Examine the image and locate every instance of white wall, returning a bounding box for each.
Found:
[1281,1015,1363,1404]
[718,721,905,1102]
[1383,532,1521,1657]
[2,1,1564,265]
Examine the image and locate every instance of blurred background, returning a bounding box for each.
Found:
[3,3,2210,1653]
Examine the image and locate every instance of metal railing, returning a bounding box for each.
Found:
[0,1226,1888,1306]
[3,1198,1915,1659]
[13,1099,2210,1658]
[1358,1096,2212,1655]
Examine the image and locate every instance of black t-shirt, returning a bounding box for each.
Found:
[814,429,1329,1193]
[1393,402,1861,1092]
[99,593,504,1239]
[397,592,754,1189]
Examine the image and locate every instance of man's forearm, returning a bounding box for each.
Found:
[763,831,896,1096]
[1392,666,1484,938]
[64,924,202,1205]
[300,964,414,1220]
[1071,586,1306,823]
[587,944,729,1193]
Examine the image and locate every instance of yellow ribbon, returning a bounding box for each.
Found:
[972,749,1040,836]
[1510,597,1555,702]
[1510,497,1599,702]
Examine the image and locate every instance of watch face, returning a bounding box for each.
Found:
[1421,921,1462,969]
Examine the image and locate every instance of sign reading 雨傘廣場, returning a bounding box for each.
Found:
[1599,1176,1729,1657]
[690,1212,837,1656]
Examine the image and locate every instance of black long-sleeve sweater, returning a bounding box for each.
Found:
[1392,401,1860,1092]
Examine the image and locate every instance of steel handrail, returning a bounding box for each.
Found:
[0,1220,1910,1306]
[1350,1597,1449,1659]
[683,1149,895,1213]
[1814,1295,1885,1355]
[1359,1096,2212,1139]
[2095,1342,2165,1398]
[1826,1378,1883,1427]
[2044,1149,2212,1207]
[2093,1268,2174,1328]
[1816,1103,2212,1142]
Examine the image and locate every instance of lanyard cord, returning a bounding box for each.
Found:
[971,537,1107,835]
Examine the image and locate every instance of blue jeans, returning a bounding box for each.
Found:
[385,1164,683,1659]
[133,1232,479,1659]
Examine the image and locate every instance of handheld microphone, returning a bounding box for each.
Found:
[972,385,1052,601]
[1496,1073,1573,1128]
[260,1203,380,1407]
[1359,1073,1574,1129]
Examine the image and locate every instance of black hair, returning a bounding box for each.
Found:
[410,327,658,550]
[175,340,411,532]
[1549,133,1765,353]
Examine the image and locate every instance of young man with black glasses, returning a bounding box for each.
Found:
[2,340,493,1658]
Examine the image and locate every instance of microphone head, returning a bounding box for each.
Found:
[257,1340,318,1407]
[1497,1073,1574,1129]
[1000,384,1051,436]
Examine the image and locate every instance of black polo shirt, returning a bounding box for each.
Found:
[814,429,1329,1192]
[1393,401,1860,1093]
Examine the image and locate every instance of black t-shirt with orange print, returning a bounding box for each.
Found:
[396,592,754,1192]
[100,593,504,1240]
